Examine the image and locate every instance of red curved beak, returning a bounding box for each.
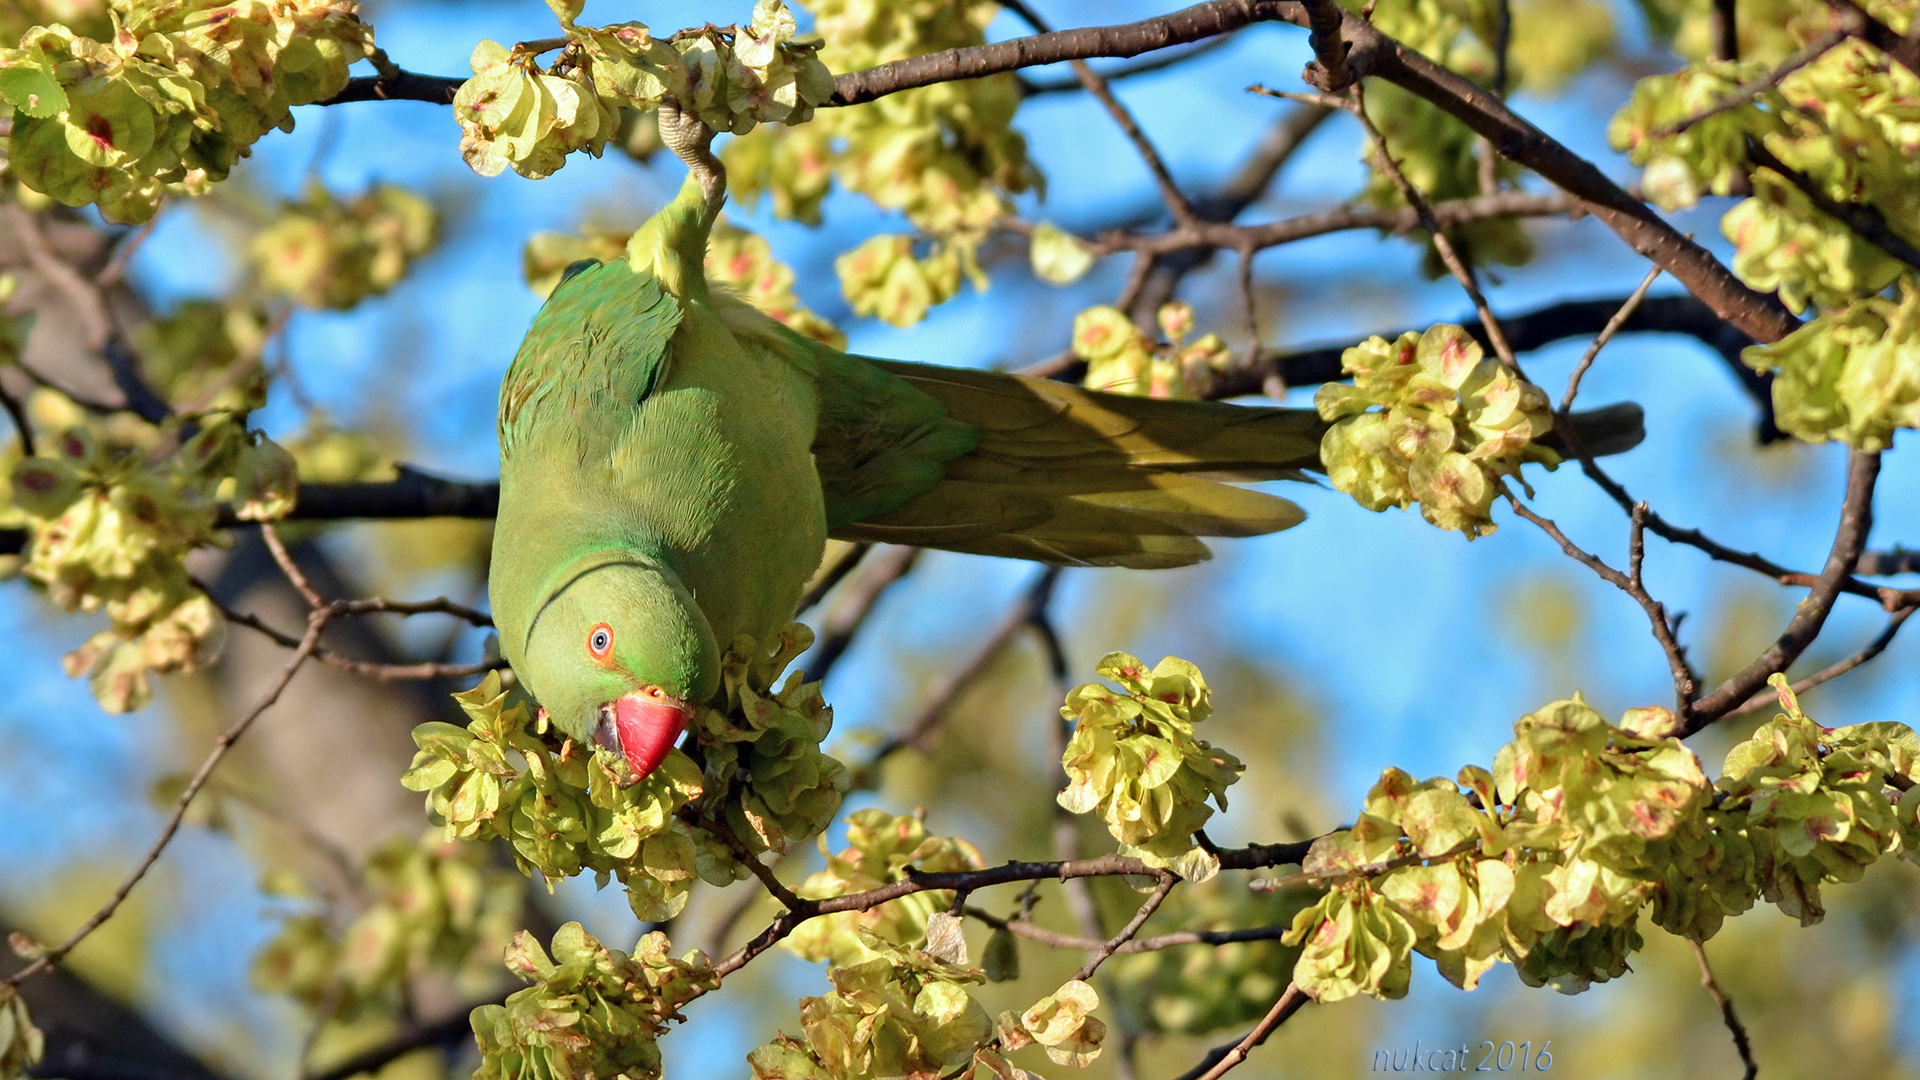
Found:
[593,690,692,784]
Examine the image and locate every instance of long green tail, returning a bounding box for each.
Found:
[830,362,1644,569]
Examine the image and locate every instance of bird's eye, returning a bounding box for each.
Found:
[587,623,614,660]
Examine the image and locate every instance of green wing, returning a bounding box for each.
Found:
[498,259,683,465]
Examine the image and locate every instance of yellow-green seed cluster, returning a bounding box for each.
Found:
[453,0,832,181]
[250,182,437,310]
[1315,324,1558,538]
[1071,302,1234,401]
[472,922,718,1080]
[782,808,984,968]
[725,0,1038,327]
[0,0,371,223]
[1057,653,1244,882]
[6,409,294,711]
[1282,681,1920,1003]
[252,833,524,1022]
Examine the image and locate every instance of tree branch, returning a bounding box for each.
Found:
[4,611,328,990]
[320,70,464,105]
[703,839,1314,986]
[1721,605,1915,719]
[1069,872,1176,982]
[1821,0,1920,76]
[1278,4,1801,344]
[1177,983,1310,1080]
[1020,37,1237,95]
[1689,939,1759,1080]
[1685,448,1881,731]
[1746,140,1920,273]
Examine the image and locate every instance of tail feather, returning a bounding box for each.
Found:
[830,363,1320,568]
[822,359,1647,570]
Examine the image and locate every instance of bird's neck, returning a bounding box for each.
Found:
[624,173,713,303]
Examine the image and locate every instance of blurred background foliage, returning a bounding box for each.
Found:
[0,0,1915,1078]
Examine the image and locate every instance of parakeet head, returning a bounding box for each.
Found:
[507,552,720,784]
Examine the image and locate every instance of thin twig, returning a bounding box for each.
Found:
[998,0,1199,226]
[1689,939,1759,1080]
[6,203,110,349]
[1074,58,1200,226]
[1721,606,1915,720]
[214,596,498,682]
[261,522,325,609]
[1022,37,1236,95]
[1856,548,1920,576]
[95,217,161,288]
[1654,28,1850,137]
[1181,983,1310,1080]
[1070,872,1176,982]
[699,839,1315,988]
[1559,265,1663,414]
[965,907,1295,953]
[856,567,1061,774]
[1686,449,1882,731]
[1349,84,1520,370]
[797,542,871,615]
[1505,498,1698,708]
[811,545,920,682]
[2,611,329,989]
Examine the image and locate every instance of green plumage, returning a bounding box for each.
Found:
[486,168,1633,754]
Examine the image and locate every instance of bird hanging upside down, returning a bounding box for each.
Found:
[487,102,1641,783]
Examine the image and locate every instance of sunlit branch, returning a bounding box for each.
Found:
[2,611,328,991]
[1070,871,1176,982]
[1655,28,1851,138]
[1177,983,1310,1080]
[1020,37,1237,96]
[851,566,1062,784]
[1346,83,1520,370]
[1722,606,1916,720]
[1685,449,1882,731]
[1689,940,1759,1080]
[699,838,1316,989]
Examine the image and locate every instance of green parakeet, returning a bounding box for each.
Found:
[488,107,1636,782]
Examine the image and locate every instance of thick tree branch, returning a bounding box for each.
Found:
[1288,5,1801,344]
[828,0,1286,107]
[813,0,1799,343]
